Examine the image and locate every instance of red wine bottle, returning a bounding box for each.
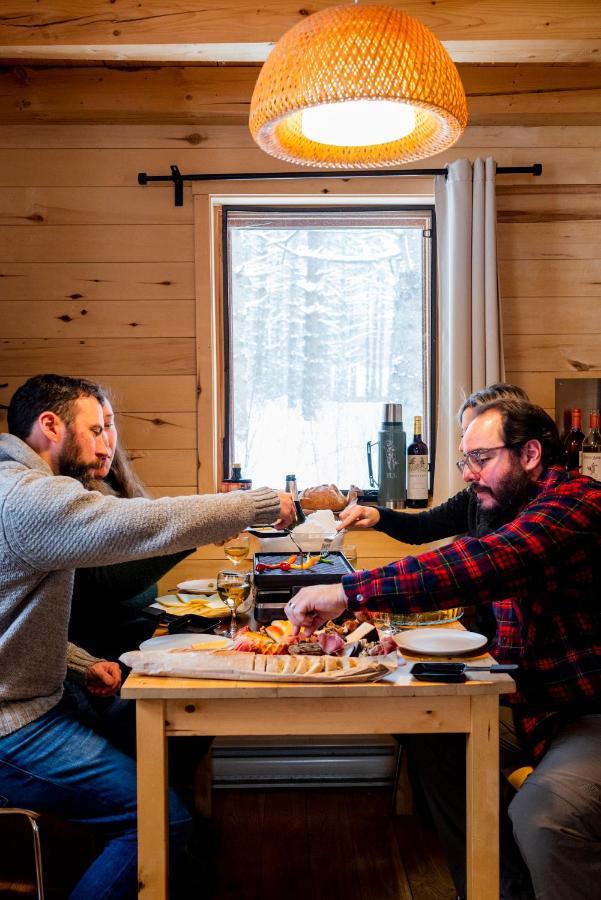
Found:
[407,415,429,508]
[563,408,584,475]
[582,410,601,482]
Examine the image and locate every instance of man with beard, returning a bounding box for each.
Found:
[0,373,295,899]
[338,382,530,642]
[287,399,601,900]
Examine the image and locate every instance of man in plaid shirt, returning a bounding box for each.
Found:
[287,399,601,900]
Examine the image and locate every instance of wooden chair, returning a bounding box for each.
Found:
[505,766,534,792]
[0,808,44,899]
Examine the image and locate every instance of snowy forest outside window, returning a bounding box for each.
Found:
[223,206,435,490]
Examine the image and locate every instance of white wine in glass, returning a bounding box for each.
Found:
[217,570,252,638]
[223,534,250,567]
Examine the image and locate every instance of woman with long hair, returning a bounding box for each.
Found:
[68,393,194,659]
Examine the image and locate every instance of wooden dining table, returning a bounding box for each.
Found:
[122,637,514,900]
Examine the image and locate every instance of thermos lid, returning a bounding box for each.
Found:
[382,402,403,424]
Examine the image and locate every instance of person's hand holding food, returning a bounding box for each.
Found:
[285,583,347,635]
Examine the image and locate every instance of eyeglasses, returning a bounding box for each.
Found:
[456,445,511,474]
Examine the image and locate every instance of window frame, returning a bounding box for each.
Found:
[220,202,437,490]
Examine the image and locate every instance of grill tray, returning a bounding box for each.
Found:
[253,551,353,589]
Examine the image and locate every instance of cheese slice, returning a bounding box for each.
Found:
[189,638,231,651]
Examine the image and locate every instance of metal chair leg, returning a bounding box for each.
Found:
[26,814,45,900]
[0,808,44,899]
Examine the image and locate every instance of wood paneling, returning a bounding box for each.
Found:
[1,1,599,63]
[98,376,198,412]
[0,224,193,262]
[503,298,601,335]
[0,123,257,150]
[498,222,601,260]
[116,411,197,449]
[128,448,198,485]
[499,259,601,297]
[0,339,196,376]
[2,143,601,187]
[0,300,195,337]
[0,262,194,300]
[0,186,193,225]
[0,375,197,413]
[1,62,600,126]
[503,335,601,373]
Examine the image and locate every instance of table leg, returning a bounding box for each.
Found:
[466,695,500,900]
[136,699,168,899]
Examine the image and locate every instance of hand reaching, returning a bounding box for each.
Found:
[337,504,381,530]
[285,583,348,635]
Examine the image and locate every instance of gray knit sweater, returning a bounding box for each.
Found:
[0,433,280,736]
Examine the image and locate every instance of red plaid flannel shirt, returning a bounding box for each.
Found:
[342,466,601,761]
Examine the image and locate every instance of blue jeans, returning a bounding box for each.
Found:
[0,693,192,899]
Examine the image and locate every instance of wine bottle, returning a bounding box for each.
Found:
[563,408,584,475]
[581,410,601,482]
[285,474,306,524]
[406,415,429,508]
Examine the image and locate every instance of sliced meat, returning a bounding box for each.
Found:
[317,631,345,656]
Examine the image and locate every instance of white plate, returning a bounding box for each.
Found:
[176,578,217,594]
[393,629,487,656]
[139,633,233,652]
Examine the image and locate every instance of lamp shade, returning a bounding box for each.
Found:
[249,4,468,169]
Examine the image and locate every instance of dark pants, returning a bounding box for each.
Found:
[406,709,601,899]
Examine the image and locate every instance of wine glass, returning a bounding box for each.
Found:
[216,570,252,638]
[344,544,358,566]
[223,533,250,567]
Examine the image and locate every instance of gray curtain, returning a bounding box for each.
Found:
[433,157,504,503]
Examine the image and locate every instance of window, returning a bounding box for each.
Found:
[223,206,435,490]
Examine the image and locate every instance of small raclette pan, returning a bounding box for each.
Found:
[411,662,518,683]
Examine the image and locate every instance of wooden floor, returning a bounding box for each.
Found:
[0,788,456,899]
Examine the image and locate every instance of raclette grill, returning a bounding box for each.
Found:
[253,551,354,624]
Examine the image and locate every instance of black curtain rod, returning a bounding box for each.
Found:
[138,163,543,207]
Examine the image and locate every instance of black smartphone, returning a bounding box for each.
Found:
[167,614,224,635]
[140,606,176,624]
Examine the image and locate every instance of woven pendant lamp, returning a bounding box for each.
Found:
[249,4,468,169]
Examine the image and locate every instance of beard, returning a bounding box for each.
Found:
[57,430,97,489]
[472,464,535,535]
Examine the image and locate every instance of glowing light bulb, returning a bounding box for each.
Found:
[301,100,416,147]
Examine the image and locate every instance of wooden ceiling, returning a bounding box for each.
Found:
[1,2,600,126]
[1,1,600,64]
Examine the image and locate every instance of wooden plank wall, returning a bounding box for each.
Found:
[0,82,599,581]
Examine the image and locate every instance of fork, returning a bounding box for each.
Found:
[320,499,357,556]
[320,527,346,558]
